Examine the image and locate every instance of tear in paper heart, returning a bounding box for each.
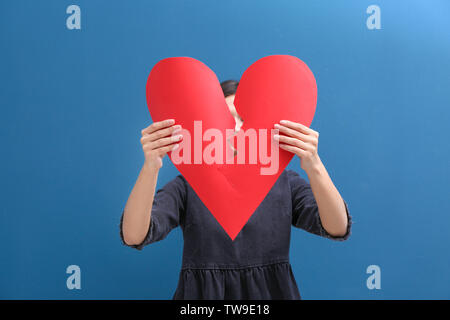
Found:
[146,55,317,240]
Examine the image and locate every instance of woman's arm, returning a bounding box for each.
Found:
[301,158,348,237]
[122,119,183,245]
[274,120,348,237]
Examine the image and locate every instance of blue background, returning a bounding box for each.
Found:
[1,0,449,299]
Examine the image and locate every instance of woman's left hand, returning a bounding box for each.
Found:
[274,120,322,173]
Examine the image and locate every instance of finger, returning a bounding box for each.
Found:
[279,143,307,157]
[143,135,180,152]
[274,134,312,151]
[279,120,318,136]
[149,133,183,150]
[274,124,315,143]
[141,124,181,144]
[141,119,175,135]
[157,143,180,156]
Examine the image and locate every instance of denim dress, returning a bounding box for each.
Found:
[119,169,352,299]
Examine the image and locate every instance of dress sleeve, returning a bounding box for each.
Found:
[119,174,187,250]
[287,169,352,241]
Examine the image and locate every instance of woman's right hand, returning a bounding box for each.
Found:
[140,119,183,171]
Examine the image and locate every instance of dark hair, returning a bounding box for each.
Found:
[220,80,239,97]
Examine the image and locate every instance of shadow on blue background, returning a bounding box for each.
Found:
[0,0,449,299]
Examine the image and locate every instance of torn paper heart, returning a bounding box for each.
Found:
[146,55,317,240]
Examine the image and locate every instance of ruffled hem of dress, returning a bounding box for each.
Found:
[173,261,301,300]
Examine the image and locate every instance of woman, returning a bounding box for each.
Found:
[120,79,352,299]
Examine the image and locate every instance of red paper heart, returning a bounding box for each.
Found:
[146,55,317,240]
